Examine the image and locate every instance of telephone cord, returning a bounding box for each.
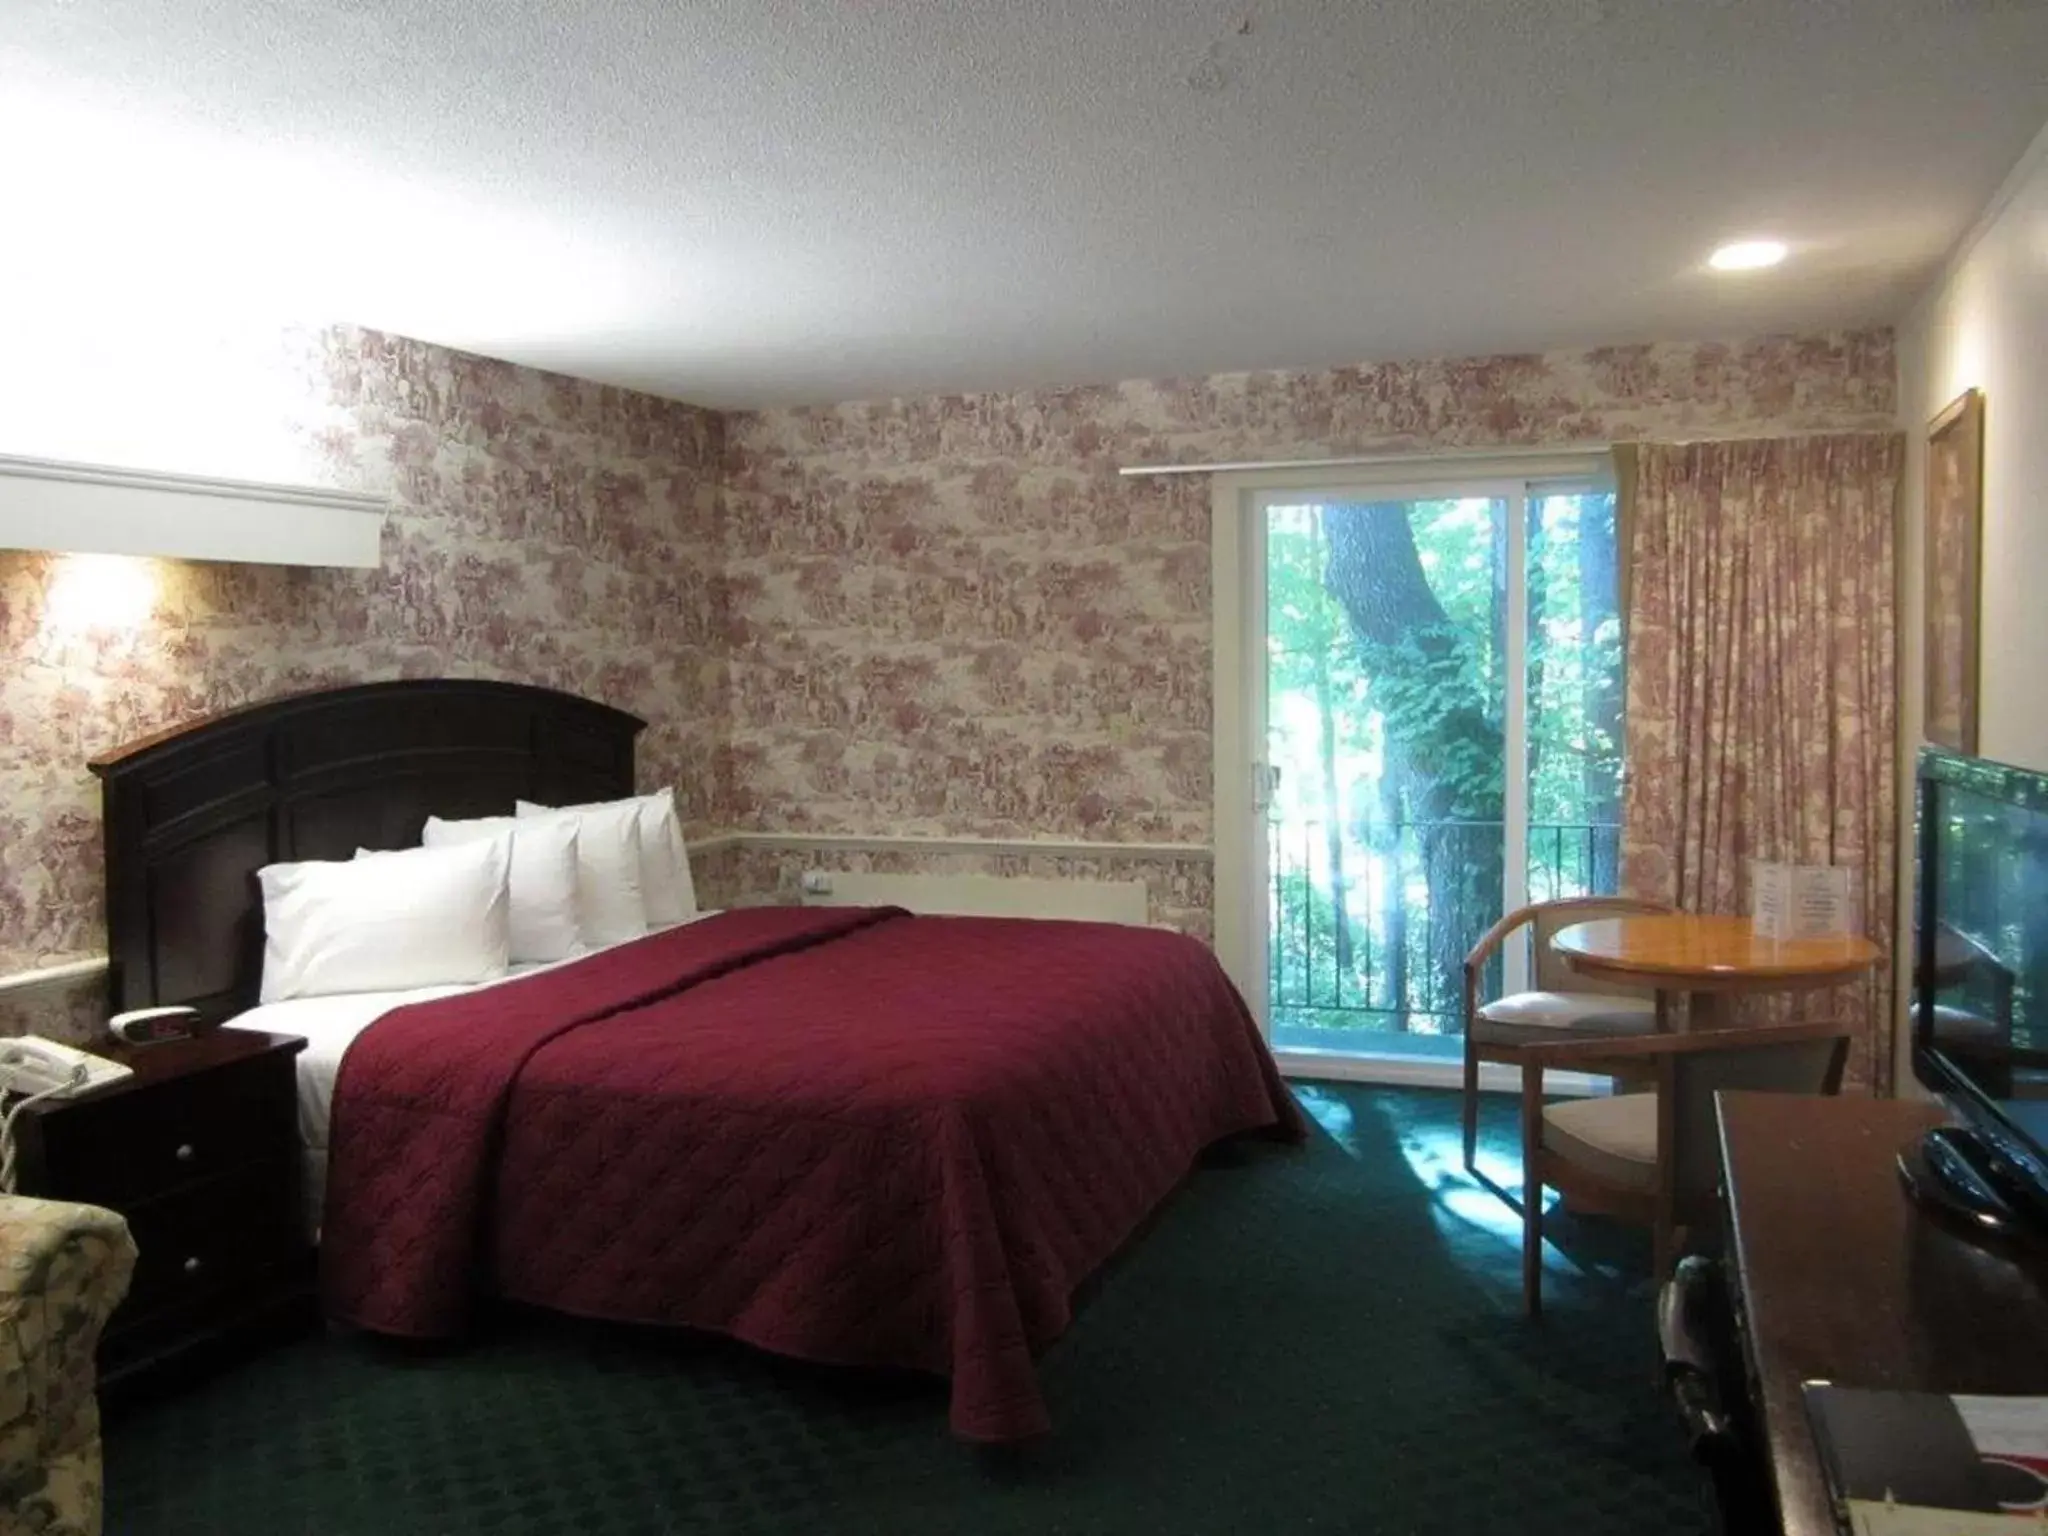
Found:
[0,1065,89,1194]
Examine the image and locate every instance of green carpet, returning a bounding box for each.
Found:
[103,1085,1716,1535]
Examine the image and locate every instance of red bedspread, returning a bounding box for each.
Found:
[322,908,1303,1440]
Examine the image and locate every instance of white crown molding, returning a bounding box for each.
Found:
[0,453,386,567]
[688,830,1213,861]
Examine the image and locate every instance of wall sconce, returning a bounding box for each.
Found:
[40,553,159,638]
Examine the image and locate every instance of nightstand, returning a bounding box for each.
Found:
[9,1027,312,1383]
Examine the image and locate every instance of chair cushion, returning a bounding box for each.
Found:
[1541,1094,1659,1192]
[1479,991,1657,1029]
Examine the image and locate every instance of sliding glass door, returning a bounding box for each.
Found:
[1241,469,1622,1074]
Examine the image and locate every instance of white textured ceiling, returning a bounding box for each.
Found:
[6,0,2048,407]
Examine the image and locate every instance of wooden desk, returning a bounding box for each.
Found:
[1555,914,1882,1029]
[1717,1092,2048,1536]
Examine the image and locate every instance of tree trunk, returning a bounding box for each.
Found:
[1524,502,1547,897]
[1313,642,1355,988]
[1578,493,1622,892]
[1525,502,1546,808]
[1323,502,1504,1025]
[1378,753,1409,1020]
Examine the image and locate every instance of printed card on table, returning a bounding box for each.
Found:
[1753,861,1855,940]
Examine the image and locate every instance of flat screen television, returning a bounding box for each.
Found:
[1907,746,2048,1233]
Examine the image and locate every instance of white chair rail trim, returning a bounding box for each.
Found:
[687,831,1213,861]
[0,957,109,999]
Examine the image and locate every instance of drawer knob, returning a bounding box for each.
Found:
[175,1143,196,1162]
[182,1256,202,1276]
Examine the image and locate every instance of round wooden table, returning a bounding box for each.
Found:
[1551,913,1884,1030]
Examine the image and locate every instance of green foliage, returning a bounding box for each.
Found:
[1264,490,1624,1040]
[1268,868,1358,1008]
[1352,622,1503,819]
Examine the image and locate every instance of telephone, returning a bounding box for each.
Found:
[0,1035,134,1100]
[1,1036,134,1193]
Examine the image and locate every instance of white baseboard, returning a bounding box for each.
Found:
[1273,1049,1610,1098]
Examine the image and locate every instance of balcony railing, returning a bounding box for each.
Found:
[1267,818,1620,1040]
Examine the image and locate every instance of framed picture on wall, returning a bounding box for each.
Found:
[1925,388,1985,754]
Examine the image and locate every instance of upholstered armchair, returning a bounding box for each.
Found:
[0,1194,136,1536]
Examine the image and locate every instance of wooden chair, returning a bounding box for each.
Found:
[1514,1019,1852,1316]
[1462,896,1672,1176]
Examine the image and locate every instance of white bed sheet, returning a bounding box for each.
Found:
[227,917,713,1229]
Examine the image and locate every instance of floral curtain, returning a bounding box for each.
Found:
[1619,433,1903,1091]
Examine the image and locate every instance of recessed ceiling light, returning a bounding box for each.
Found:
[1708,239,1789,272]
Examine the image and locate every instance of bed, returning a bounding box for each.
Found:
[90,680,1304,1441]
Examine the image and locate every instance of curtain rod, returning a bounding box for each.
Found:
[1117,444,1614,477]
[1118,426,1898,478]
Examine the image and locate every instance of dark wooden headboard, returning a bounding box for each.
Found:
[88,679,645,1018]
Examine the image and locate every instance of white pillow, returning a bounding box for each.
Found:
[258,839,511,1003]
[509,798,648,945]
[519,789,696,927]
[416,815,585,964]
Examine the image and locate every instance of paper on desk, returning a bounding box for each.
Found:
[1807,1383,2048,1528]
[1953,1394,2048,1462]
[1848,1500,2038,1534]
[1842,1394,2048,1532]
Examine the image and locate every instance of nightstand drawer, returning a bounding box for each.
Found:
[33,1048,297,1208]
[13,1028,314,1385]
[117,1160,304,1328]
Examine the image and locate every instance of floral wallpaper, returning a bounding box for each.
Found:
[0,325,726,1035]
[705,844,1216,944]
[1,321,1900,1039]
[715,329,1898,912]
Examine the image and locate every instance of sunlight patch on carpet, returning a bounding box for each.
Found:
[1379,1109,1561,1249]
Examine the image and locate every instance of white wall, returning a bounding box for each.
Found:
[1895,115,2048,1086]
